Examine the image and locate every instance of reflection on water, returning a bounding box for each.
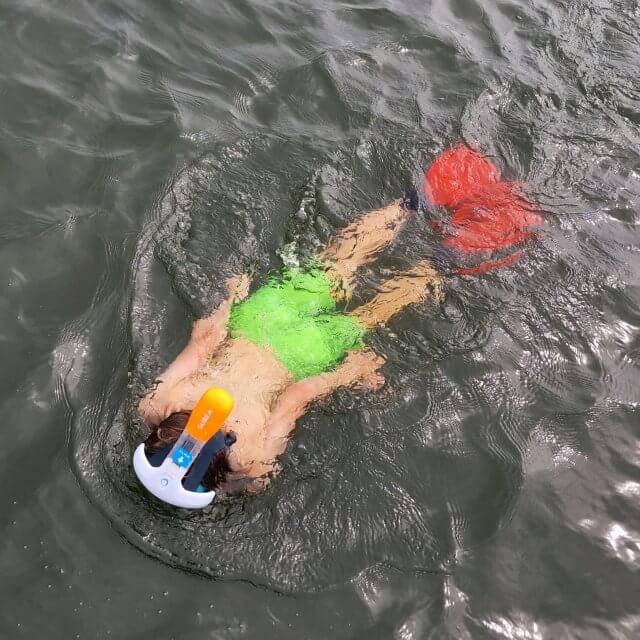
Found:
[2,0,640,637]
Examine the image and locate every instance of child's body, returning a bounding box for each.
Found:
[138,200,441,489]
[137,146,540,492]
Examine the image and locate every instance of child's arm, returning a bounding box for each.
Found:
[138,273,250,424]
[161,274,249,380]
[260,349,385,464]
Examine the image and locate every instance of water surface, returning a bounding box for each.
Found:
[1,0,639,637]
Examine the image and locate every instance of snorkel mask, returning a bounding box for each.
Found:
[133,387,235,509]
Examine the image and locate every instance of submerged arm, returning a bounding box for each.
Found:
[260,349,385,467]
[159,273,250,380]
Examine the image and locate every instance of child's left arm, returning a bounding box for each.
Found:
[261,349,385,461]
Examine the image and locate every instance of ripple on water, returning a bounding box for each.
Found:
[41,2,640,633]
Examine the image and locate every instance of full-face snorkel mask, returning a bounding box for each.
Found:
[133,387,235,509]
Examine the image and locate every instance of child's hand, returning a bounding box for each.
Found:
[138,386,165,426]
[341,349,385,391]
[137,379,180,426]
[225,273,251,303]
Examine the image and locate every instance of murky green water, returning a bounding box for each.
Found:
[1,0,639,637]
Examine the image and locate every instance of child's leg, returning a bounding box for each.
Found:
[350,260,443,330]
[319,199,411,294]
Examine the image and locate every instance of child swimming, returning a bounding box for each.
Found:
[138,146,541,493]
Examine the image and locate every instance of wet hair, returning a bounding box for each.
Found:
[143,411,232,490]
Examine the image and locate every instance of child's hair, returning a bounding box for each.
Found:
[143,411,232,490]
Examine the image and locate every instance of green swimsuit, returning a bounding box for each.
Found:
[228,267,365,380]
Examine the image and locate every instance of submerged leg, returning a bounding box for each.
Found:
[350,260,443,330]
[319,199,411,294]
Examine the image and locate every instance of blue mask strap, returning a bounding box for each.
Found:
[146,444,172,468]
[145,430,237,492]
[181,430,237,492]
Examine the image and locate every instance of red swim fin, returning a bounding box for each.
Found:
[454,251,524,276]
[425,145,500,207]
[443,181,543,253]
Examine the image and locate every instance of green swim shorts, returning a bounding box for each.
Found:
[228,267,365,380]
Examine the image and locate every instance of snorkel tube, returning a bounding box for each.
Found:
[133,387,235,509]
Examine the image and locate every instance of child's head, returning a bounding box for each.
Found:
[143,411,232,490]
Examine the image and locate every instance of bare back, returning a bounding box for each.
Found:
[163,337,294,477]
